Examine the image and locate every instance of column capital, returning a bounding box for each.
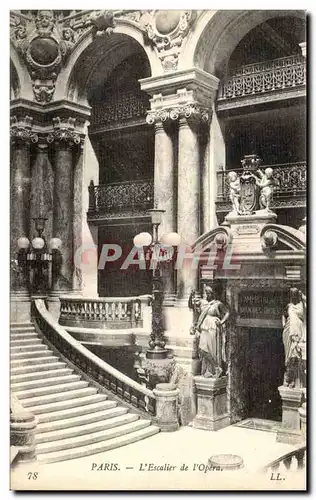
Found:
[10,115,38,145]
[47,116,84,149]
[146,102,211,126]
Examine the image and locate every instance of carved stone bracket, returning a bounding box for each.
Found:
[47,117,83,148]
[10,115,38,144]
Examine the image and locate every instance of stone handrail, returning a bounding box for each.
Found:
[32,299,156,416]
[59,295,146,329]
[218,54,306,100]
[10,394,37,463]
[261,445,306,473]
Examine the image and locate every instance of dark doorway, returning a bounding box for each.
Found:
[247,328,284,421]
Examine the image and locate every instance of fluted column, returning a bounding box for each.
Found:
[10,116,38,291]
[147,112,177,303]
[48,118,82,293]
[176,106,210,306]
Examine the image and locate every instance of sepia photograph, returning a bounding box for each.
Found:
[9,8,307,491]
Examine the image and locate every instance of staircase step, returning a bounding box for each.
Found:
[11,349,53,360]
[11,367,73,383]
[37,424,160,463]
[10,338,42,346]
[27,394,107,415]
[11,355,59,367]
[37,406,128,433]
[11,344,48,353]
[11,374,81,392]
[14,380,89,400]
[20,387,97,407]
[37,400,117,423]
[11,362,67,376]
[10,324,35,332]
[10,332,38,339]
[36,419,151,454]
[36,412,139,444]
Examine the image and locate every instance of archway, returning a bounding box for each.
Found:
[68,33,154,297]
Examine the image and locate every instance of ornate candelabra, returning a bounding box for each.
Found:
[16,216,62,295]
[133,208,180,387]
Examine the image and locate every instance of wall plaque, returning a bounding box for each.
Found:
[238,290,285,319]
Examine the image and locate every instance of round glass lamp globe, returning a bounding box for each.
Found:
[160,232,181,246]
[17,236,30,249]
[133,232,152,248]
[49,237,62,250]
[32,237,45,250]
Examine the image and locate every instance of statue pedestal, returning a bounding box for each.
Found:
[193,376,230,431]
[277,385,304,444]
[10,291,31,324]
[225,210,277,253]
[153,383,179,432]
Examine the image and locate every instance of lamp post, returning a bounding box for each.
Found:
[134,208,181,386]
[16,215,62,295]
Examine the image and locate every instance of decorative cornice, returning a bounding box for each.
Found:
[10,115,38,144]
[47,117,83,147]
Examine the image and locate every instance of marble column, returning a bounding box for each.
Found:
[177,111,206,306]
[52,141,75,293]
[10,118,37,323]
[153,119,176,304]
[10,119,37,286]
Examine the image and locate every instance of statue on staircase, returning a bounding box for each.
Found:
[282,288,306,388]
[189,286,230,379]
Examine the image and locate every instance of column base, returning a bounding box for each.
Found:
[10,292,31,324]
[153,383,180,432]
[46,293,61,321]
[193,376,230,431]
[143,356,175,390]
[277,385,304,444]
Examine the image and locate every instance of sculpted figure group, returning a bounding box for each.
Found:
[228,167,279,214]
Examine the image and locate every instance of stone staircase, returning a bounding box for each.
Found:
[10,323,160,464]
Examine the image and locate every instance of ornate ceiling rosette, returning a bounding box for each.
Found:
[141,10,197,72]
[10,10,116,103]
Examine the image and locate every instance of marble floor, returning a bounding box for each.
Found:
[11,423,306,491]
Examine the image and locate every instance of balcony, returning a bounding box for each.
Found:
[87,179,154,223]
[216,161,306,215]
[217,55,306,111]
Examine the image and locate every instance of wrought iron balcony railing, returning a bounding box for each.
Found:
[90,91,149,128]
[218,55,306,101]
[216,161,306,212]
[88,179,154,219]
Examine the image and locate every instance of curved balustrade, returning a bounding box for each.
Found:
[59,295,144,329]
[261,446,306,474]
[32,299,156,416]
[218,55,306,101]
